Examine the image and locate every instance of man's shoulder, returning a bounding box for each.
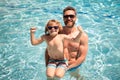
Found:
[80,32,88,42]
[77,26,88,39]
[83,32,88,38]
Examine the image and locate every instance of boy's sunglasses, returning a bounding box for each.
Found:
[63,15,75,19]
[47,26,58,30]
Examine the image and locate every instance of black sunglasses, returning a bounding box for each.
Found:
[47,26,58,30]
[63,15,75,19]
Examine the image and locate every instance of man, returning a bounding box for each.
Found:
[45,6,88,79]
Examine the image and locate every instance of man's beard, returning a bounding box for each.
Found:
[65,20,75,28]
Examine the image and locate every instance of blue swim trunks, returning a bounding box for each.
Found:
[68,64,82,72]
[47,59,67,69]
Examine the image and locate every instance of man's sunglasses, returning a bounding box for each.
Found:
[47,26,58,30]
[63,15,75,19]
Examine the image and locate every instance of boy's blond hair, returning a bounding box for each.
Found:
[45,19,63,35]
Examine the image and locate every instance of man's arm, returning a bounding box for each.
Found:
[67,32,88,69]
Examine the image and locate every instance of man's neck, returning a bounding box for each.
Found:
[64,26,77,35]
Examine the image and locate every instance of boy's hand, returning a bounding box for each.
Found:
[77,27,82,32]
[30,27,36,33]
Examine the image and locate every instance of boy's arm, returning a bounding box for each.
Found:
[30,27,44,45]
[72,27,83,42]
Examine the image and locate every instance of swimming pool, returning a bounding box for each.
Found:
[0,0,120,80]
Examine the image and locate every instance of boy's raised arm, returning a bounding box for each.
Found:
[30,27,44,45]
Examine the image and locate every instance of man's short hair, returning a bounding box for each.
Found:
[63,6,77,15]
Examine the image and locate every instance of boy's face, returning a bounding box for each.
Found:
[63,10,76,28]
[47,23,59,37]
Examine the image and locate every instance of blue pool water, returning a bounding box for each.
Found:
[0,0,120,80]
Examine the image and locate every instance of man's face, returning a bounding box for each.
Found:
[63,10,76,28]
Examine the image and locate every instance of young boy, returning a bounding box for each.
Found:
[30,19,82,80]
